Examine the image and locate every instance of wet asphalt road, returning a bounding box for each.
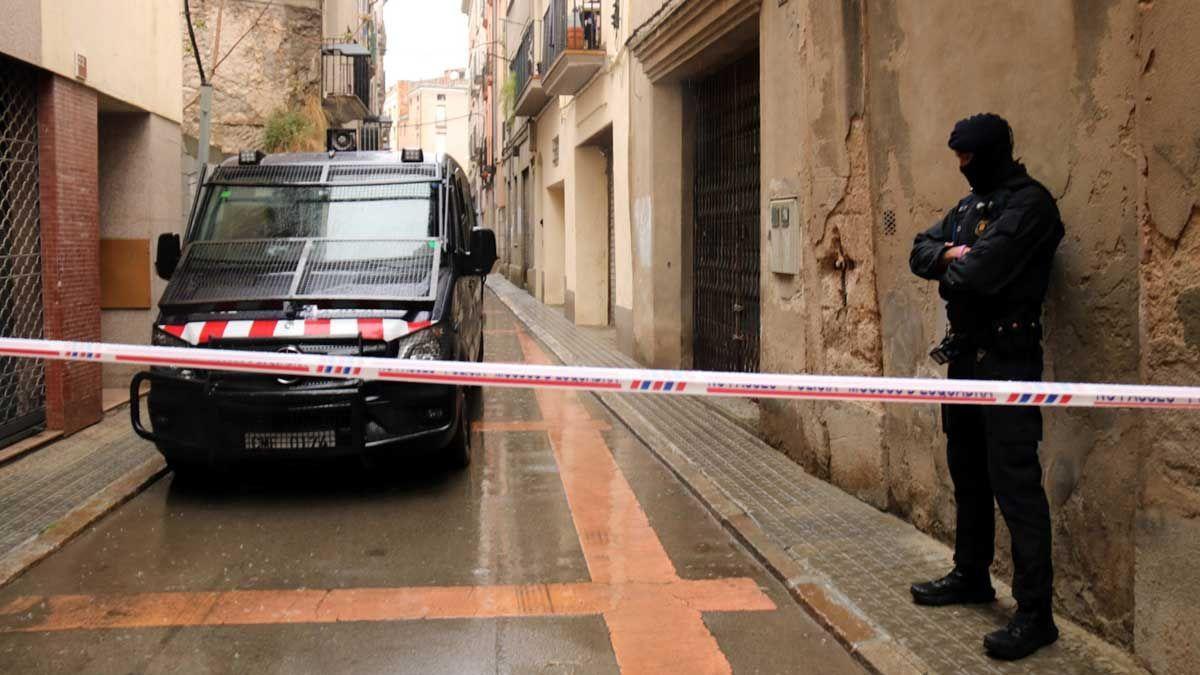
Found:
[0,294,863,674]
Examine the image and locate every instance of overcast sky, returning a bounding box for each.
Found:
[383,0,468,85]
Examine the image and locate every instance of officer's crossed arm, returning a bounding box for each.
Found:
[941,194,1056,295]
[909,210,957,280]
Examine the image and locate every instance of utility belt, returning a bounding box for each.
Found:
[931,314,1042,365]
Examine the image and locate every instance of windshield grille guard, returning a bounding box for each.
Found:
[159,238,442,307]
[206,163,440,187]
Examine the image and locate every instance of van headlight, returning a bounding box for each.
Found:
[395,325,447,360]
[150,328,198,377]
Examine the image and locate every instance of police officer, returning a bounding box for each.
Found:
[908,113,1064,661]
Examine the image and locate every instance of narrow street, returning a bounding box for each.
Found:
[0,294,862,674]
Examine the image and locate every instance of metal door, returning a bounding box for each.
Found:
[522,169,533,280]
[691,51,760,372]
[0,56,46,444]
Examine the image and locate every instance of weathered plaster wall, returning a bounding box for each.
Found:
[182,0,322,154]
[1134,1,1200,671]
[761,0,1147,647]
[760,0,887,507]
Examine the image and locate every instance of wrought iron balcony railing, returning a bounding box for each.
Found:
[513,23,538,100]
[541,0,605,96]
[321,39,373,124]
[543,0,603,72]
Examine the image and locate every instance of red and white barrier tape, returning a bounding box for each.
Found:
[1,337,1199,410]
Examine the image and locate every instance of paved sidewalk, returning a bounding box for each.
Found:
[0,405,165,587]
[488,276,1143,675]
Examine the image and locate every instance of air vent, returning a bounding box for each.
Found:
[882,210,896,237]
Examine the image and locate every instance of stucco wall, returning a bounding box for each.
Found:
[1133,1,1200,671]
[0,0,41,66]
[98,112,183,386]
[40,0,182,123]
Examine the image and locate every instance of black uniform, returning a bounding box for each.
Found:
[909,162,1064,613]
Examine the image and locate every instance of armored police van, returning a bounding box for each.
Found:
[131,149,497,474]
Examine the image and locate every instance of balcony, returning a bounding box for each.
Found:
[512,22,550,117]
[541,0,605,97]
[321,40,373,125]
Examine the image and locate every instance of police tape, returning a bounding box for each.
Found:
[1,336,1199,411]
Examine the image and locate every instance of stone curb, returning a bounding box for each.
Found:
[0,455,167,590]
[0,430,64,469]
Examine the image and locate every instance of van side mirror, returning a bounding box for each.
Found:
[465,228,498,276]
[155,233,182,280]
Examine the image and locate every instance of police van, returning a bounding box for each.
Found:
[131,148,497,474]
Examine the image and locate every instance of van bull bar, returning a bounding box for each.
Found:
[1,337,1199,411]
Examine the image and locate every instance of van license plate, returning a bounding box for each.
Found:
[244,430,336,450]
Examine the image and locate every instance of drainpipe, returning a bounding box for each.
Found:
[184,0,212,180]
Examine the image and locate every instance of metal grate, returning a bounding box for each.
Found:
[210,165,324,185]
[882,209,896,236]
[160,238,440,306]
[0,55,46,444]
[295,239,438,300]
[327,164,437,182]
[161,239,306,306]
[691,51,761,373]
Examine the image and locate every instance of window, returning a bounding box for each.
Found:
[437,93,446,101]
[194,183,440,241]
[435,105,447,129]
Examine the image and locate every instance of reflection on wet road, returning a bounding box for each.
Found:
[0,293,863,674]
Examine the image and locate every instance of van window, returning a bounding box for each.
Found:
[194,182,439,241]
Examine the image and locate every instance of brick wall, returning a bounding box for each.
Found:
[38,74,101,433]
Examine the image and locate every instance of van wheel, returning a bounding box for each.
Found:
[166,457,217,483]
[444,395,472,469]
[468,333,485,419]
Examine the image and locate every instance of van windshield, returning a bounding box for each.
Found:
[193,182,439,241]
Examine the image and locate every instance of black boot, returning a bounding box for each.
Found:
[984,609,1059,660]
[910,568,995,606]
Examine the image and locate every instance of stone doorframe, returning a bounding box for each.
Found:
[627,0,761,369]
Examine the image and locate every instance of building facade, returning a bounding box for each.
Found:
[471,0,1200,670]
[491,0,631,332]
[0,0,184,440]
[397,70,470,166]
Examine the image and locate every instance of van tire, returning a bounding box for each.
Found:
[444,395,472,469]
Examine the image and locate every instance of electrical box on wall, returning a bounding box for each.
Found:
[768,198,800,275]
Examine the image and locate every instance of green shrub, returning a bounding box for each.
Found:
[262,109,312,153]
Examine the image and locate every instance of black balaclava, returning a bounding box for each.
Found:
[947,113,1016,194]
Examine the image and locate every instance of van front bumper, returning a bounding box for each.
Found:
[130,369,460,462]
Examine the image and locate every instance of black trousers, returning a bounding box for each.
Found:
[943,349,1053,612]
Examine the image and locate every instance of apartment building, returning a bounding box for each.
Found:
[0,1,183,440]
[463,0,501,237]
[495,0,631,337]
[397,70,470,166]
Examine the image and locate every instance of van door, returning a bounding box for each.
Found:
[450,171,483,361]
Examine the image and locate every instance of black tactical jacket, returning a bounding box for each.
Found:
[910,165,1064,347]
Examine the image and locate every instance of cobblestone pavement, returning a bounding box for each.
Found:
[0,407,161,563]
[488,275,1144,675]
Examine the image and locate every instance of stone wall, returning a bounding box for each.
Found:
[182,0,322,155]
[754,1,1200,669]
